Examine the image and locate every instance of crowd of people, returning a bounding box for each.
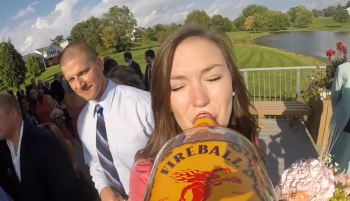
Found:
[0,26,259,201]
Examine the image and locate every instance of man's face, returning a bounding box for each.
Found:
[61,55,104,101]
[0,108,17,140]
[124,57,128,63]
[145,55,149,63]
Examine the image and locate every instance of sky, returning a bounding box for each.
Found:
[0,0,344,55]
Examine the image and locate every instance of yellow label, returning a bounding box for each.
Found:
[193,118,216,127]
[148,140,274,201]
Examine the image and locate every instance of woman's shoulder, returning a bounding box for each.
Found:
[132,158,153,173]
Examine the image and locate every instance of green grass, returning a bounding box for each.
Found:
[286,17,350,32]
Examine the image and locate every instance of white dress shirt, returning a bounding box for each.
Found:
[77,80,154,195]
[6,121,24,182]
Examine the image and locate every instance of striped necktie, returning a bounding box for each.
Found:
[95,104,128,198]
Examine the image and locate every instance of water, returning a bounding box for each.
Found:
[253,31,350,60]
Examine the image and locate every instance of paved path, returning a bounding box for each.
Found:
[72,119,319,197]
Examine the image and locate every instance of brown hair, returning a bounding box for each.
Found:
[107,65,145,90]
[38,123,80,177]
[136,26,259,161]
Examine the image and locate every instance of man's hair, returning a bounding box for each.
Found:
[60,42,98,66]
[145,49,155,59]
[0,93,21,114]
[107,65,145,90]
[123,51,132,59]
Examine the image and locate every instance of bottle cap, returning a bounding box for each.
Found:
[193,112,218,127]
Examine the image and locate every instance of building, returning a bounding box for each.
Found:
[346,7,350,15]
[33,38,71,67]
[131,27,146,41]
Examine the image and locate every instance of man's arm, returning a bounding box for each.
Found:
[134,63,143,81]
[37,134,81,201]
[77,114,109,195]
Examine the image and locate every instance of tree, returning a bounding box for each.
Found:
[50,35,64,45]
[223,17,234,32]
[141,35,150,48]
[244,16,254,31]
[333,9,350,26]
[233,15,246,31]
[242,4,268,17]
[0,39,27,88]
[251,13,268,32]
[312,9,322,17]
[26,56,42,78]
[263,11,291,31]
[322,6,337,17]
[101,6,137,52]
[210,14,232,32]
[144,27,157,41]
[345,1,350,9]
[295,8,313,26]
[184,10,210,28]
[70,21,88,42]
[84,17,103,51]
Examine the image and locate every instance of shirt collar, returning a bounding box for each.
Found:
[91,79,116,116]
[6,120,24,156]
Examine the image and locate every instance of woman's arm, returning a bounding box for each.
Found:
[129,159,153,201]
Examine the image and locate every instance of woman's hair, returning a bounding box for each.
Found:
[38,123,80,176]
[18,95,35,115]
[26,84,43,110]
[103,59,118,75]
[136,26,259,161]
[107,65,145,90]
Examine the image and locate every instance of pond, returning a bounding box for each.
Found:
[253,31,350,60]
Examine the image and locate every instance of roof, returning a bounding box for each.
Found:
[22,53,43,62]
[35,44,62,53]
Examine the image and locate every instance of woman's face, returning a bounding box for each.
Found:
[170,37,233,130]
[21,99,30,111]
[30,89,39,100]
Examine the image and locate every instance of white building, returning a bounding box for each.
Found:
[346,7,350,15]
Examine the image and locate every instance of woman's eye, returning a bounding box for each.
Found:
[171,86,184,92]
[208,77,221,82]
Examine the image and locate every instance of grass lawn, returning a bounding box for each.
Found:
[287,17,350,32]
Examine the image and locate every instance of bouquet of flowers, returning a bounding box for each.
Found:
[275,128,350,201]
[50,108,65,124]
[301,73,331,105]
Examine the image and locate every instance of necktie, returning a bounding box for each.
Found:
[95,104,128,198]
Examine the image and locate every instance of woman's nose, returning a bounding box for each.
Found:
[190,85,210,108]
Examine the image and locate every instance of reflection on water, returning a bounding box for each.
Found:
[253,31,350,60]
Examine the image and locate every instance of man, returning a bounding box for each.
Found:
[30,78,36,87]
[50,74,65,103]
[123,51,143,80]
[144,49,155,91]
[60,42,153,201]
[15,87,24,98]
[0,93,82,201]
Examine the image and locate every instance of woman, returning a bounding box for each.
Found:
[107,65,145,90]
[38,80,51,95]
[18,96,39,125]
[26,85,74,144]
[63,84,87,139]
[38,123,98,201]
[129,27,259,200]
[103,58,119,75]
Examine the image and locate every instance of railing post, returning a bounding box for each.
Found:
[296,69,300,101]
[243,71,248,89]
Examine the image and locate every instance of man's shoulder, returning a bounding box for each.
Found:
[116,85,151,101]
[24,124,57,147]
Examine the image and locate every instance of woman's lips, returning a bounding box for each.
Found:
[193,112,217,124]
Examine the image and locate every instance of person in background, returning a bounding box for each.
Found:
[16,87,24,98]
[59,74,68,92]
[107,65,145,90]
[124,51,143,80]
[37,80,50,95]
[60,42,153,201]
[330,62,350,174]
[50,74,65,103]
[103,56,111,63]
[103,58,118,76]
[6,90,14,96]
[18,96,39,126]
[129,26,260,200]
[0,93,83,201]
[30,78,36,87]
[144,49,155,91]
[38,123,98,201]
[44,81,50,89]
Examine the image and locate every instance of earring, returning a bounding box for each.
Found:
[232,92,236,97]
